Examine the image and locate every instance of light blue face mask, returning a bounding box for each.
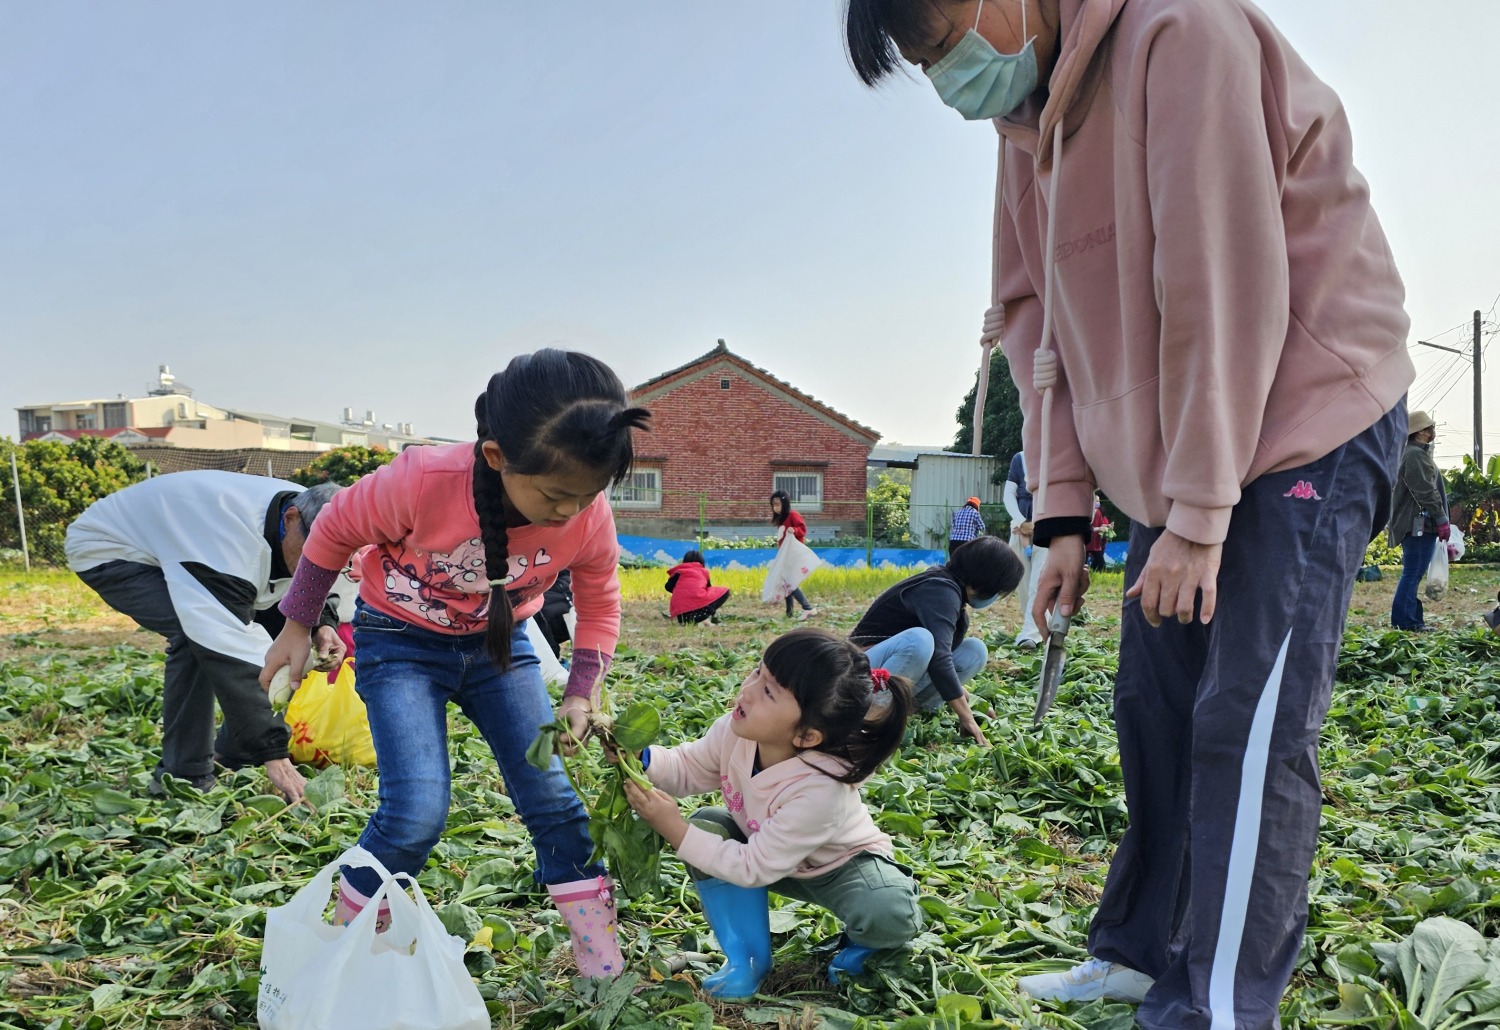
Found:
[970,592,1001,610]
[925,0,1039,121]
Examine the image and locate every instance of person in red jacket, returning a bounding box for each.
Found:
[1087,498,1112,572]
[771,491,817,619]
[666,551,731,625]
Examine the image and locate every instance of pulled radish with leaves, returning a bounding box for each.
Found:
[526,702,665,899]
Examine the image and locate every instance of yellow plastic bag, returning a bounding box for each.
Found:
[286,658,376,767]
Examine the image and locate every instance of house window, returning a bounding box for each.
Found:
[103,403,128,429]
[19,411,36,434]
[33,416,52,433]
[76,412,97,430]
[720,378,731,390]
[773,472,823,513]
[610,468,662,509]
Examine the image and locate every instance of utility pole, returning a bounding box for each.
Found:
[1475,309,1484,467]
[1415,308,1487,465]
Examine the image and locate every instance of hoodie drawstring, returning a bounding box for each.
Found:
[981,117,1067,515]
[1033,117,1065,516]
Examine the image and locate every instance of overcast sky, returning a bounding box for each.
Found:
[3,1,1497,460]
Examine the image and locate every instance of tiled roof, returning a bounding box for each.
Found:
[630,341,880,443]
[21,427,173,442]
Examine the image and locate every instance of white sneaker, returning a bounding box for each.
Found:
[1018,957,1154,1003]
[1016,636,1041,650]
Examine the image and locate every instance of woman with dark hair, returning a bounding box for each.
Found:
[844,0,1412,1020]
[261,348,649,978]
[665,550,731,625]
[770,490,817,619]
[623,628,920,999]
[848,535,1023,745]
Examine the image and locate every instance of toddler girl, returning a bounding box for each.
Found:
[623,628,920,999]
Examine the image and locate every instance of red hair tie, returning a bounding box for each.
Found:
[870,668,890,692]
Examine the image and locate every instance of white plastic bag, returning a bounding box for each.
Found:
[524,616,568,687]
[258,846,488,1030]
[761,534,823,603]
[1426,537,1449,601]
[1449,525,1466,562]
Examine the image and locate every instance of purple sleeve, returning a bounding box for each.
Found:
[564,647,612,701]
[277,557,342,628]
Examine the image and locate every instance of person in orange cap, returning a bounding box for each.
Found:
[948,496,987,556]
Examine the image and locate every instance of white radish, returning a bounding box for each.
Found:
[267,651,325,708]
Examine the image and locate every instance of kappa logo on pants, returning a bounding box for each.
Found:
[1283,480,1322,500]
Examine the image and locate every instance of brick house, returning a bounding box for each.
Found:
[616,341,880,538]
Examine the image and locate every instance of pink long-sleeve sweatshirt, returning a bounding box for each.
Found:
[647,713,892,888]
[994,0,1415,545]
[285,442,621,658]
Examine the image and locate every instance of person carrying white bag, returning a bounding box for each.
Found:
[258,846,488,1030]
[763,491,821,618]
[1425,524,1464,601]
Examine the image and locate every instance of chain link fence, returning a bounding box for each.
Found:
[2,451,68,570]
[1,467,1097,574]
[610,491,1032,568]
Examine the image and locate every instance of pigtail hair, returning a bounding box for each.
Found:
[471,350,651,669]
[605,407,652,442]
[843,672,914,783]
[765,628,914,786]
[472,425,516,669]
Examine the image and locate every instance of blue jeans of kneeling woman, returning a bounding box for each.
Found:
[1391,532,1437,629]
[342,601,601,898]
[860,626,988,711]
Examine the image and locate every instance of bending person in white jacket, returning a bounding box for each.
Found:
[66,472,344,804]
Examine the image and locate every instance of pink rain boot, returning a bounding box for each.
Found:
[333,876,391,932]
[548,875,625,978]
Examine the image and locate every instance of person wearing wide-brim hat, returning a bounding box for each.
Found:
[1388,409,1449,631]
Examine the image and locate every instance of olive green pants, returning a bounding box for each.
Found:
[684,807,922,950]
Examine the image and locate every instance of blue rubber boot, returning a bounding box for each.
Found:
[828,943,878,985]
[694,878,772,1001]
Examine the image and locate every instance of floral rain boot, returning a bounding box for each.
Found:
[333,875,391,932]
[548,875,625,978]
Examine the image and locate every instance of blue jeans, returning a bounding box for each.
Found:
[1391,532,1437,629]
[862,627,987,712]
[343,601,600,897]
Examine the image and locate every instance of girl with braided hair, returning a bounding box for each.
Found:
[621,628,921,1000]
[261,348,649,978]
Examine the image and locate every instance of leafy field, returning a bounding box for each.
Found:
[4,568,1500,1029]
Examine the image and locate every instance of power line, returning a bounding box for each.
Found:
[1415,355,1471,412]
[1429,358,1474,412]
[1411,351,1467,406]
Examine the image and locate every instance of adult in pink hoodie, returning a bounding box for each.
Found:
[846,1,1414,1027]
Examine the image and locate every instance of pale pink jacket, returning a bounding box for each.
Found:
[299,442,621,656]
[995,0,1415,544]
[648,714,892,888]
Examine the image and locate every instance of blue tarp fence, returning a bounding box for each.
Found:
[618,534,1131,571]
[618,534,945,570]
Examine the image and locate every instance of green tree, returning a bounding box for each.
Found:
[951,354,1132,539]
[868,473,912,546]
[1443,454,1500,546]
[952,351,1024,482]
[290,445,396,487]
[0,437,146,564]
